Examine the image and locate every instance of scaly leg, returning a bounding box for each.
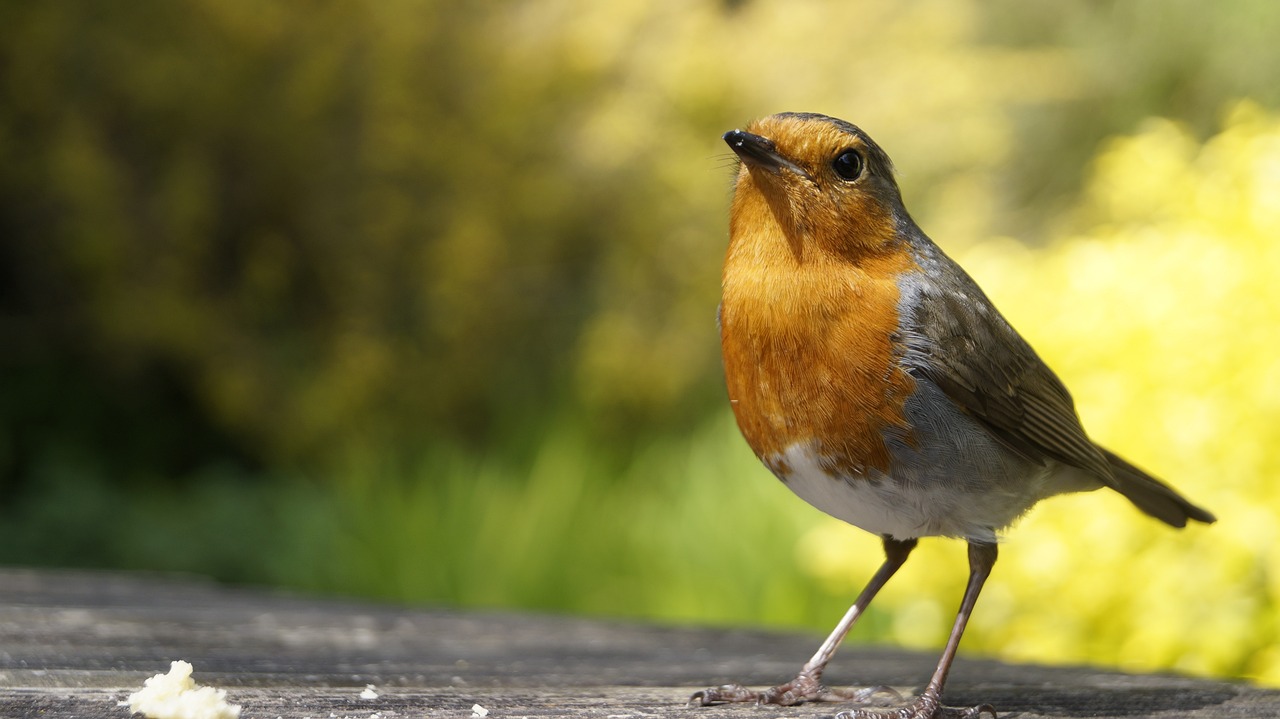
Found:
[836,541,999,719]
[690,536,916,706]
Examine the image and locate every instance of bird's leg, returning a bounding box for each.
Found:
[690,537,916,707]
[836,541,999,719]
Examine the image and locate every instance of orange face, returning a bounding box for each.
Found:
[720,113,918,476]
[728,113,904,261]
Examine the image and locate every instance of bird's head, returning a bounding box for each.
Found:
[724,113,906,262]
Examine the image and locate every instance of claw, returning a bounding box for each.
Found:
[833,693,997,719]
[832,685,903,703]
[689,676,901,708]
[688,683,758,706]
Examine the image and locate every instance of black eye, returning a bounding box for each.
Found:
[832,149,863,181]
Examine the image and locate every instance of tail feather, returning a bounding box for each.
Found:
[1099,447,1216,528]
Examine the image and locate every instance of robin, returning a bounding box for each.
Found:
[691,113,1215,719]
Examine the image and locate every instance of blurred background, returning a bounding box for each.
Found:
[2,0,1278,686]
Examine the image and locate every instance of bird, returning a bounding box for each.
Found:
[689,112,1216,719]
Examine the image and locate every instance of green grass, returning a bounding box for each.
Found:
[279,412,877,632]
[1,412,882,637]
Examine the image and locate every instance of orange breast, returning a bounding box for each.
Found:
[720,214,918,477]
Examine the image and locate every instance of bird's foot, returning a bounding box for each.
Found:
[834,691,996,719]
[689,673,900,706]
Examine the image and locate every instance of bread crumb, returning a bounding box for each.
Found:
[359,684,379,700]
[126,660,241,719]
[471,703,489,718]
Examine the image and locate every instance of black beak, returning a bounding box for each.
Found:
[723,130,813,181]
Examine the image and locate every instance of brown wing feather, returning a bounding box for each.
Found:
[899,268,1115,482]
[899,268,1216,528]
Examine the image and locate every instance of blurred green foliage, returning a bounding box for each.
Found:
[1,0,728,473]
[2,0,1279,686]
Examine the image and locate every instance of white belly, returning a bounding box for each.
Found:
[770,441,1049,543]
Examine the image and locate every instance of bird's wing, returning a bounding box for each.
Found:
[897,270,1115,481]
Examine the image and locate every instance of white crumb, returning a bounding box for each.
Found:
[470,704,489,718]
[359,684,379,700]
[126,660,241,719]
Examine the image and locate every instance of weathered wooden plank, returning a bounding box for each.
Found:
[0,568,1275,718]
